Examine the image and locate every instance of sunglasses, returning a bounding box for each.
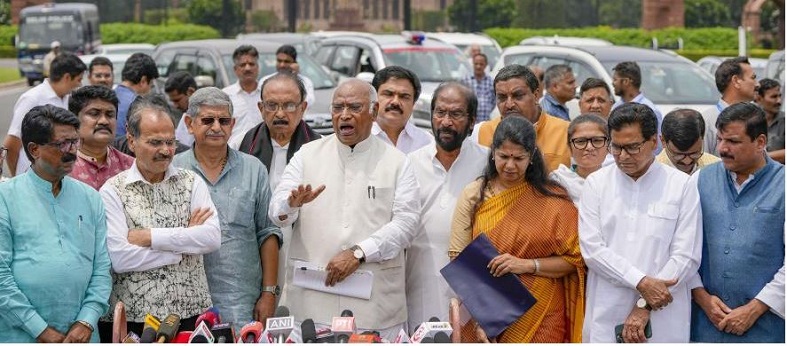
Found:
[199,117,233,126]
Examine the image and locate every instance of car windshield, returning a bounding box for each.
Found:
[602,61,718,104]
[19,14,81,47]
[222,53,336,89]
[383,48,470,82]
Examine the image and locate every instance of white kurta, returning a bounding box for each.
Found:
[579,161,702,343]
[405,139,488,332]
[224,82,263,149]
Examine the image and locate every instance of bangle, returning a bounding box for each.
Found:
[73,320,94,332]
[532,259,540,274]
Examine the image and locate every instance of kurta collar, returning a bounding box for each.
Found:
[615,158,660,182]
[124,160,179,186]
[26,168,64,195]
[337,133,374,155]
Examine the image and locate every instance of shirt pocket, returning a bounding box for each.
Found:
[646,203,680,240]
[226,187,256,229]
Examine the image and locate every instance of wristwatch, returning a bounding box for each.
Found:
[262,285,281,296]
[636,297,652,311]
[351,245,366,263]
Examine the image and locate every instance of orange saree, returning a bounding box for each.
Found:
[459,181,585,343]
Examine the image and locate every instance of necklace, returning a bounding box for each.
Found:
[219,155,228,172]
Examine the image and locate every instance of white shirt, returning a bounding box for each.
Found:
[224,82,263,150]
[269,140,288,191]
[405,139,488,332]
[550,164,586,207]
[8,79,69,175]
[260,72,315,110]
[579,161,703,342]
[175,116,194,148]
[269,136,420,263]
[99,162,221,273]
[372,121,434,155]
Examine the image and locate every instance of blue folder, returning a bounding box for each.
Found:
[440,233,537,338]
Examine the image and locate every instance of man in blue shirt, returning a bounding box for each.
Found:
[114,53,159,138]
[173,87,282,326]
[612,61,664,153]
[0,105,112,342]
[540,64,575,121]
[462,53,496,123]
[690,102,785,342]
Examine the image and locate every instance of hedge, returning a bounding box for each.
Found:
[485,26,746,50]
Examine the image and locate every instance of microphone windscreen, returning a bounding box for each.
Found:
[433,332,450,343]
[341,309,354,317]
[428,317,440,322]
[240,321,264,343]
[139,328,157,343]
[275,306,290,317]
[421,337,434,343]
[301,319,317,343]
[156,314,181,343]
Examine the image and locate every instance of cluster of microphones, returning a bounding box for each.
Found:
[121,307,453,343]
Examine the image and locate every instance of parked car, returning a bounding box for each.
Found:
[235,32,321,56]
[519,35,613,47]
[425,32,503,68]
[152,39,335,133]
[492,44,719,118]
[97,43,155,56]
[696,56,768,80]
[764,50,784,83]
[314,31,471,128]
[78,53,130,86]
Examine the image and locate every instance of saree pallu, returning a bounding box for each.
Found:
[461,182,585,343]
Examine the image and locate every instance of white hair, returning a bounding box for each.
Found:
[332,78,377,111]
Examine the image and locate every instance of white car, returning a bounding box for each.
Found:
[491,44,719,118]
[425,32,503,68]
[79,53,131,86]
[97,43,155,56]
[697,56,768,80]
[519,35,613,47]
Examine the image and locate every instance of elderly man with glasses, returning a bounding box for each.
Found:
[269,78,420,341]
[579,103,702,343]
[656,109,721,175]
[0,105,111,342]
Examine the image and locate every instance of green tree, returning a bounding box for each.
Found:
[186,0,243,37]
[685,0,732,27]
[0,0,9,25]
[598,0,641,28]
[448,0,516,31]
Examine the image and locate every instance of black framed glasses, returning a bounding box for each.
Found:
[609,139,648,156]
[433,109,467,120]
[664,144,703,161]
[199,117,233,126]
[262,101,298,113]
[331,103,366,114]
[570,136,608,150]
[44,138,80,153]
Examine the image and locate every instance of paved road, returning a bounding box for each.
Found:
[0,58,18,69]
[0,84,30,176]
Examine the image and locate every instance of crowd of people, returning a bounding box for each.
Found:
[0,44,783,344]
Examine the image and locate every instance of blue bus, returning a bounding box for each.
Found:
[16,3,100,86]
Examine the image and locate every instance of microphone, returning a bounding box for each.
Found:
[122,331,141,343]
[240,321,264,343]
[173,331,192,343]
[433,332,450,343]
[189,320,215,343]
[301,319,318,343]
[211,323,236,343]
[315,327,336,343]
[156,314,181,343]
[349,333,381,343]
[265,306,295,343]
[331,309,356,343]
[421,337,434,343]
[140,314,161,343]
[410,317,453,343]
[392,328,411,343]
[195,307,222,329]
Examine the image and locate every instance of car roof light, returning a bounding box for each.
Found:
[402,31,425,45]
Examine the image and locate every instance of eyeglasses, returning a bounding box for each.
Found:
[570,136,608,150]
[433,109,467,120]
[609,139,649,156]
[199,117,233,126]
[262,101,298,113]
[664,144,703,161]
[44,138,80,153]
[146,138,177,148]
[331,103,366,114]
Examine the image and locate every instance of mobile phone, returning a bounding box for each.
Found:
[614,321,652,343]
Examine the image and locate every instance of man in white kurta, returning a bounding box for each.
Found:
[269,79,420,341]
[579,103,702,343]
[406,82,488,332]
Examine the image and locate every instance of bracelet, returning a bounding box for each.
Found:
[73,320,94,332]
[532,259,540,274]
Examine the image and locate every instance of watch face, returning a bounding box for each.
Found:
[637,298,647,308]
[353,249,363,259]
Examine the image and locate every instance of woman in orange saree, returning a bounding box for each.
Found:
[449,116,586,343]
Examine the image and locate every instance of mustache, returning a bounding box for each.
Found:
[720,152,734,159]
[94,125,113,134]
[153,154,172,161]
[61,153,76,163]
[385,104,403,113]
[272,119,289,126]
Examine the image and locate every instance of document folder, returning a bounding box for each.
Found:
[291,260,374,300]
[440,233,536,338]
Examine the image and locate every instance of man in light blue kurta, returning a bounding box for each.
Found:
[0,105,111,342]
[173,87,282,327]
[690,103,785,343]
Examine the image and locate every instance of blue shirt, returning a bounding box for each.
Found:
[691,158,785,342]
[612,93,664,153]
[173,148,282,326]
[115,84,137,138]
[0,171,111,342]
[462,74,496,122]
[540,93,570,121]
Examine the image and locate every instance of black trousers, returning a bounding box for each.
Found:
[97,315,198,343]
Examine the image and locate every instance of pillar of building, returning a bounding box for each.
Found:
[642,0,685,30]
